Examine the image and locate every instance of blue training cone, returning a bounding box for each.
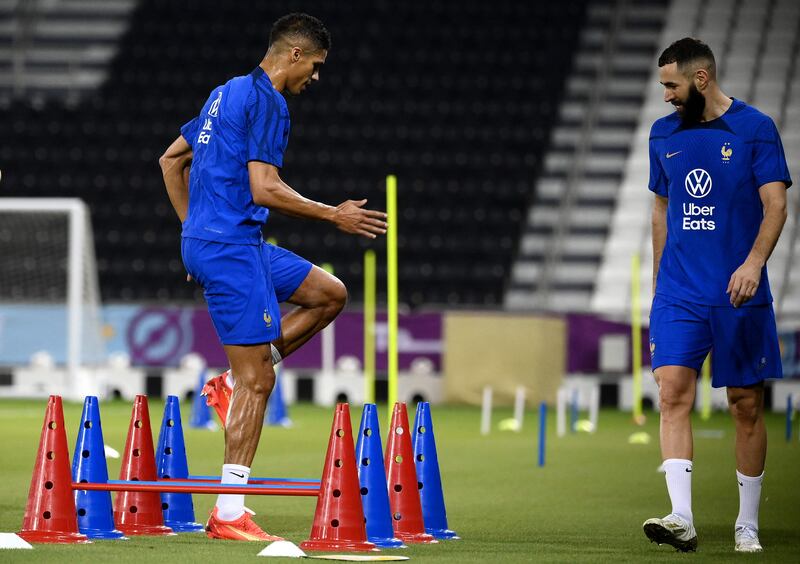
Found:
[265,366,292,427]
[157,396,204,532]
[412,402,459,540]
[190,369,214,429]
[355,404,406,548]
[72,396,127,539]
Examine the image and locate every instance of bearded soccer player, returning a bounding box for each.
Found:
[643,38,791,553]
[159,14,387,540]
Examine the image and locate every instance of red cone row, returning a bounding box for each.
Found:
[19,395,175,542]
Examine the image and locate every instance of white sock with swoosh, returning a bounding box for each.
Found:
[663,458,693,524]
[216,463,250,521]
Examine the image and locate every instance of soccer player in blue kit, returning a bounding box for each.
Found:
[642,38,791,553]
[159,14,387,540]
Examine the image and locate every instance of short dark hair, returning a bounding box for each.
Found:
[658,37,716,77]
[269,13,331,52]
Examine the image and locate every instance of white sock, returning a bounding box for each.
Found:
[663,458,693,523]
[735,470,763,532]
[215,463,250,521]
[271,344,282,366]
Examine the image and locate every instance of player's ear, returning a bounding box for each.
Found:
[291,46,302,63]
[694,68,709,91]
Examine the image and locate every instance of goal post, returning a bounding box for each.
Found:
[0,198,106,397]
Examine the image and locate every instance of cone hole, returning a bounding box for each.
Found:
[45,481,53,490]
[393,484,402,493]
[164,447,172,455]
[395,427,404,435]
[393,512,402,521]
[134,420,142,428]
[167,419,174,427]
[334,458,343,468]
[78,508,86,516]
[361,457,369,466]
[130,506,138,513]
[417,454,425,462]
[363,428,372,437]
[331,519,339,528]
[418,481,423,490]
[84,421,92,429]
[395,455,403,464]
[133,448,140,457]
[43,511,51,519]
[162,502,169,510]
[131,477,139,481]
[418,425,426,434]
[46,451,55,460]
[332,489,341,498]
[82,449,90,458]
[336,428,344,437]
[162,474,170,479]
[48,421,57,430]
[80,479,88,483]
[360,487,368,495]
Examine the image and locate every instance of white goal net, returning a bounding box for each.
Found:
[0,198,106,397]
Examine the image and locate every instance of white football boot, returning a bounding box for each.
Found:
[643,513,698,552]
[734,525,763,553]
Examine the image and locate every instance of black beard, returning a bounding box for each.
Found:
[677,84,706,124]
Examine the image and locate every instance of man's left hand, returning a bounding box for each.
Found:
[726,260,762,307]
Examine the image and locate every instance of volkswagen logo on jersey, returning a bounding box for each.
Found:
[684,168,712,198]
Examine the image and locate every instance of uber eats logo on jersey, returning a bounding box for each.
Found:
[683,169,715,230]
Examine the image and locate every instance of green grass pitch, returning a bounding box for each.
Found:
[0,399,798,562]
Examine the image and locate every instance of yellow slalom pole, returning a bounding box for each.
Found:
[386,175,398,417]
[701,353,712,420]
[631,252,643,424]
[364,250,376,404]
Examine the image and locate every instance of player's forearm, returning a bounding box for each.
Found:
[745,201,787,268]
[254,178,335,222]
[651,198,668,291]
[161,159,190,222]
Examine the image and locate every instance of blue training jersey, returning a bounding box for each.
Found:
[180,67,290,245]
[649,99,792,306]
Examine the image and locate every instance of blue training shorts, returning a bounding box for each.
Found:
[181,238,312,346]
[649,294,782,388]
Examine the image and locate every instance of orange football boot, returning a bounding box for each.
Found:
[201,370,232,427]
[205,507,284,541]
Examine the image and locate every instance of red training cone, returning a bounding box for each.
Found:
[18,395,90,544]
[385,402,437,544]
[300,403,378,552]
[113,395,174,536]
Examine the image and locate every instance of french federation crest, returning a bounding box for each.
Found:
[721,142,732,162]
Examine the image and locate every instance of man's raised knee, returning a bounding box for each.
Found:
[325,275,347,314]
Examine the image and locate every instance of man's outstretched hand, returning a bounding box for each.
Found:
[332,199,388,239]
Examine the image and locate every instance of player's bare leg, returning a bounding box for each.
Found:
[655,366,697,460]
[272,266,347,358]
[223,343,275,466]
[644,365,698,552]
[728,383,765,552]
[204,343,283,541]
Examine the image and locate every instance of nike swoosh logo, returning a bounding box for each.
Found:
[666,151,682,158]
[685,468,692,473]
[230,472,245,478]
[738,481,744,486]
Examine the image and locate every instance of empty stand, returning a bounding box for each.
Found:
[0,0,588,306]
